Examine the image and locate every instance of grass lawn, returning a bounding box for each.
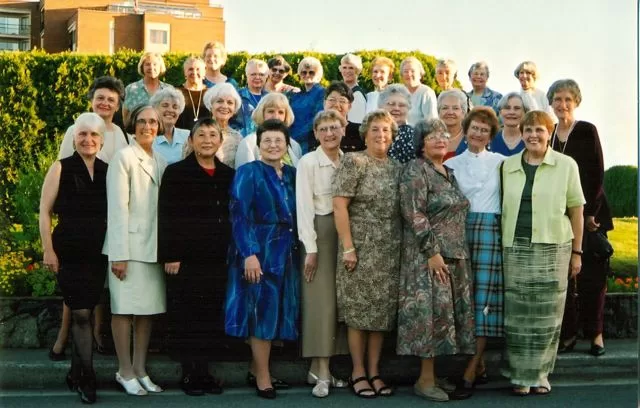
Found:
[609,217,637,278]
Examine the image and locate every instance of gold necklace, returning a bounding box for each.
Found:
[187,88,202,122]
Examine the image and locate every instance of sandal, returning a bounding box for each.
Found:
[115,372,147,396]
[348,376,376,399]
[532,379,551,395]
[369,375,394,397]
[511,385,530,396]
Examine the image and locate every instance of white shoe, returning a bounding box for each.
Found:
[307,371,348,388]
[137,375,163,393]
[115,372,147,396]
[312,379,330,398]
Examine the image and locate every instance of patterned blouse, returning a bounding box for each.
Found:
[387,124,416,164]
[123,79,172,113]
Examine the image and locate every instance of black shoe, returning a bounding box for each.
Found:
[49,347,66,361]
[246,372,289,390]
[474,371,489,385]
[201,374,223,395]
[589,344,606,356]
[449,379,473,400]
[558,338,577,353]
[255,384,276,399]
[65,370,79,392]
[180,374,205,397]
[77,374,97,404]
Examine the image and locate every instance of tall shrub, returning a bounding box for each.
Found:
[604,165,638,217]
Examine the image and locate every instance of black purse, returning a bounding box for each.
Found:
[583,230,614,260]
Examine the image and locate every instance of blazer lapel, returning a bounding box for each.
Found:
[131,141,157,184]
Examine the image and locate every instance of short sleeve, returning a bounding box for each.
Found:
[332,153,361,198]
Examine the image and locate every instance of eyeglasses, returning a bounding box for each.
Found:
[317,125,343,133]
[326,97,349,106]
[424,132,450,141]
[469,125,491,135]
[300,70,315,77]
[135,118,159,127]
[271,68,286,74]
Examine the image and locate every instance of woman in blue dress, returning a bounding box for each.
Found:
[288,56,325,154]
[225,119,300,399]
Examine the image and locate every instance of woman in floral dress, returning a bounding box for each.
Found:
[397,118,475,402]
[332,110,402,398]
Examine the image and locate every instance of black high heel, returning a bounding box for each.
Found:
[77,372,97,404]
[66,370,79,392]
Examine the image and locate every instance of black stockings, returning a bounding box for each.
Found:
[71,309,94,379]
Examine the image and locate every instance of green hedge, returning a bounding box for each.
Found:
[604,165,638,217]
[0,49,450,222]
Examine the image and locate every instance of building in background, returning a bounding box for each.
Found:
[0,0,225,53]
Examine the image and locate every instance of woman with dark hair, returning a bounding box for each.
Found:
[40,113,109,404]
[548,79,614,357]
[265,56,300,93]
[159,117,235,396]
[225,119,300,399]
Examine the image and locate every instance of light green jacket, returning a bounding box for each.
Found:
[501,148,585,247]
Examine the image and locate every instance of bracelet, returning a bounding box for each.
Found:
[572,250,583,256]
[343,248,355,255]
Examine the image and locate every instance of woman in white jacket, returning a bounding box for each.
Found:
[104,105,167,396]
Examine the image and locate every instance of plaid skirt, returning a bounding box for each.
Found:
[465,212,504,337]
[501,237,571,386]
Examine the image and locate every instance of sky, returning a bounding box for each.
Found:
[218,0,638,168]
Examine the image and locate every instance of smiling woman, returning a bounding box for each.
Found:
[202,83,243,167]
[150,87,188,164]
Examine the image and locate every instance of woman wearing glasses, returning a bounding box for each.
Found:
[397,118,474,402]
[231,59,270,137]
[265,56,300,94]
[289,57,325,153]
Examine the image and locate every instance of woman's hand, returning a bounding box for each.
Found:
[569,254,582,279]
[43,249,59,274]
[244,255,262,284]
[303,253,318,283]
[111,261,128,280]
[586,216,600,232]
[343,249,357,273]
[427,253,449,284]
[165,262,181,275]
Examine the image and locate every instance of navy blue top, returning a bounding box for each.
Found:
[489,130,525,156]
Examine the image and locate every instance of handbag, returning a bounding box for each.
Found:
[583,230,614,260]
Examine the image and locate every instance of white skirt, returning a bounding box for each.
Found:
[108,261,166,315]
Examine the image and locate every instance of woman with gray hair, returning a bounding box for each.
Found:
[467,61,502,114]
[339,53,366,124]
[489,92,530,156]
[514,61,553,117]
[397,118,474,402]
[231,58,270,137]
[150,87,189,164]
[437,89,469,160]
[435,59,457,94]
[400,57,438,126]
[289,56,325,153]
[203,83,244,168]
[379,84,415,164]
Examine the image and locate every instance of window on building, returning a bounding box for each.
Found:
[149,29,168,45]
[0,16,20,35]
[0,39,29,51]
[145,22,170,53]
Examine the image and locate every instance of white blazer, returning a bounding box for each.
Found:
[103,139,167,263]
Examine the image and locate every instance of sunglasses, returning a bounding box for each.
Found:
[271,68,287,74]
[300,70,315,77]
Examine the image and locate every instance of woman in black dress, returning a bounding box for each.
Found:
[158,117,235,396]
[39,112,109,404]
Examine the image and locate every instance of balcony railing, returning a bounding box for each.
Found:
[0,23,30,37]
[107,3,202,18]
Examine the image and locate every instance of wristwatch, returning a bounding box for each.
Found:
[572,249,583,256]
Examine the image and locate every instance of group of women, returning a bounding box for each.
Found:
[39,45,612,404]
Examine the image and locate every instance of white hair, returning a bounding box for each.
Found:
[203,83,242,114]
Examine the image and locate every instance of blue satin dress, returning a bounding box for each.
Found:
[224,161,300,340]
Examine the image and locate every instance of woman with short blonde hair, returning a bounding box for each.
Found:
[202,41,238,88]
[123,52,171,124]
[365,56,395,114]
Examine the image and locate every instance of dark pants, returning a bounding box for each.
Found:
[560,257,609,341]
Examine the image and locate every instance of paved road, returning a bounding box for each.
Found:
[1,380,637,408]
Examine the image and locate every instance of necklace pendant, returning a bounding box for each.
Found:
[194,117,198,122]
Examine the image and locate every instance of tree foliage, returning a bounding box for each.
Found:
[603,165,638,217]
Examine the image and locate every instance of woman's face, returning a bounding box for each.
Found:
[259,130,287,162]
[247,65,267,92]
[184,61,205,85]
[470,67,488,90]
[518,68,535,90]
[401,61,421,88]
[339,62,359,83]
[190,124,222,158]
[314,119,344,151]
[522,123,551,155]
[436,66,453,90]
[91,88,119,120]
[74,125,102,157]
[157,98,180,128]
[212,95,236,124]
[133,107,160,147]
[382,93,409,125]
[365,118,394,156]
[269,64,288,84]
[204,47,225,71]
[422,131,450,160]
[551,89,577,121]
[299,65,318,86]
[438,95,464,128]
[500,96,525,128]
[143,57,162,79]
[324,91,351,118]
[263,104,287,122]
[466,119,491,152]
[371,64,391,90]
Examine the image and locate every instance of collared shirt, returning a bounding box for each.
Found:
[123,79,172,112]
[152,127,190,164]
[467,87,503,114]
[519,88,556,121]
[501,148,585,247]
[234,132,302,169]
[407,84,438,126]
[365,90,380,114]
[295,147,343,253]
[445,149,505,213]
[347,84,367,124]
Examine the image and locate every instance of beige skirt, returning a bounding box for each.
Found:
[109,261,166,315]
[301,214,348,358]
